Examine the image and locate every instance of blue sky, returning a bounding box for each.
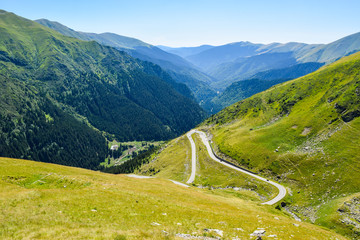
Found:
[1,0,359,47]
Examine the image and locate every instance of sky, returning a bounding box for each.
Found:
[1,0,360,47]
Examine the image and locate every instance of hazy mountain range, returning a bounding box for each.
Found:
[37,18,360,114]
[163,32,360,90]
[160,33,360,112]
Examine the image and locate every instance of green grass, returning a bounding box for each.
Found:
[192,134,278,202]
[139,133,279,203]
[202,51,360,237]
[0,157,346,239]
[137,135,191,182]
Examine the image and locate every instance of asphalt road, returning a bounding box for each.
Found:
[187,129,286,205]
[186,130,197,184]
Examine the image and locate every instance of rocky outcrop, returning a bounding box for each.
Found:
[338,196,360,233]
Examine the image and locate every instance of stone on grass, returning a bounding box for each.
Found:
[250,229,266,237]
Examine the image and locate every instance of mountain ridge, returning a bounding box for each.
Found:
[35,18,217,105]
[161,33,360,91]
[0,10,205,168]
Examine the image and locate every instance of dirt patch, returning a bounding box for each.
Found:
[301,127,312,136]
[291,125,298,129]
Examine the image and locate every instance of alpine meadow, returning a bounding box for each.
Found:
[1,2,360,239]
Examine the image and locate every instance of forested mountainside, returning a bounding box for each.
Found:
[36,19,217,105]
[206,62,324,112]
[0,10,205,167]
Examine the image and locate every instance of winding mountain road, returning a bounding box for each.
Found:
[186,129,286,205]
[186,131,197,184]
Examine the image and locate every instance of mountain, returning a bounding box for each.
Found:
[205,79,287,113]
[157,44,215,58]
[299,31,360,63]
[35,19,189,67]
[0,10,206,167]
[176,34,360,91]
[209,52,297,89]
[251,62,324,81]
[204,42,321,89]
[202,51,360,238]
[206,62,325,112]
[186,41,264,72]
[36,19,217,104]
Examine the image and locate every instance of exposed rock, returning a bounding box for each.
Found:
[283,207,302,222]
[338,196,360,230]
[250,229,266,237]
[175,233,220,240]
[151,222,161,226]
[301,127,312,136]
[204,228,223,237]
[234,227,244,231]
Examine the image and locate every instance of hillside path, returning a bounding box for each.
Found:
[186,129,286,205]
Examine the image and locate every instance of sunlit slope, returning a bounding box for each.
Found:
[203,52,360,237]
[139,134,277,203]
[0,157,345,240]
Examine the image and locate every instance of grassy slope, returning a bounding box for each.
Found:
[139,133,278,203]
[192,134,278,202]
[203,52,360,237]
[0,157,345,240]
[138,135,192,182]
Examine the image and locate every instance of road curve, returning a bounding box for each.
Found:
[186,130,197,184]
[187,129,286,205]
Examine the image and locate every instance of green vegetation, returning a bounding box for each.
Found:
[100,145,161,174]
[206,78,287,113]
[0,157,346,239]
[35,18,217,106]
[139,132,278,203]
[206,62,324,113]
[138,135,192,182]
[0,10,206,168]
[251,62,324,81]
[192,134,278,202]
[0,85,107,169]
[102,140,163,167]
[203,51,360,238]
[0,10,205,141]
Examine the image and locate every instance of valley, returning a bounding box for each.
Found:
[0,5,360,239]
